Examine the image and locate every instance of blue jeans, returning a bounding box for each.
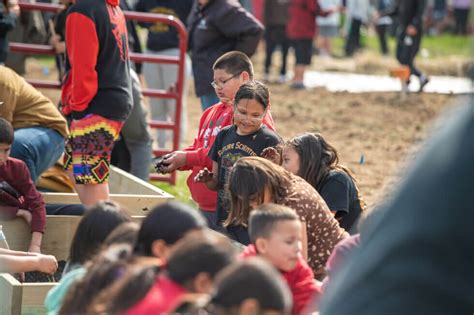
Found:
[11,127,64,182]
[200,93,220,111]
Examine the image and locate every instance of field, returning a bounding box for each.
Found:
[26,34,470,210]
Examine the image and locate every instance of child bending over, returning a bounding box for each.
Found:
[243,204,321,315]
[0,118,46,253]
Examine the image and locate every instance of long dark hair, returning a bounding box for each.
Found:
[226,157,292,227]
[286,133,358,191]
[68,200,131,267]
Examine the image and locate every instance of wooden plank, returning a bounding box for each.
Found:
[42,193,172,216]
[21,283,57,315]
[0,273,23,315]
[109,166,173,197]
[1,216,144,261]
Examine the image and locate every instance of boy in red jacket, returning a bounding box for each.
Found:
[242,204,321,315]
[161,51,274,230]
[0,118,45,253]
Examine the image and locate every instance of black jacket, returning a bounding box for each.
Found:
[187,0,263,97]
[0,4,16,63]
[382,0,426,29]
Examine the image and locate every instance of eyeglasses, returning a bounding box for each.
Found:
[211,73,240,89]
[233,107,266,124]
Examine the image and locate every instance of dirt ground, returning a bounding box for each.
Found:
[26,49,462,210]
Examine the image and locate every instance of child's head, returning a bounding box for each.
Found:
[211,257,292,315]
[134,201,207,258]
[249,204,302,272]
[283,133,342,189]
[212,51,254,104]
[166,230,237,294]
[227,157,292,227]
[0,118,14,166]
[69,200,131,267]
[103,222,140,249]
[233,81,269,135]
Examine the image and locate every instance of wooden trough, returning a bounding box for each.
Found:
[0,166,174,315]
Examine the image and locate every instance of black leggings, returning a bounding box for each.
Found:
[46,203,85,215]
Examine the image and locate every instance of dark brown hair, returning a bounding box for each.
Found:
[0,118,14,144]
[248,204,299,244]
[226,157,292,227]
[286,133,358,191]
[213,51,254,79]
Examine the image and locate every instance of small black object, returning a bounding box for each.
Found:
[152,156,170,174]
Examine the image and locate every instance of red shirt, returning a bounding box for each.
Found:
[241,244,321,315]
[182,102,275,211]
[0,158,46,233]
[286,0,330,39]
[124,274,187,315]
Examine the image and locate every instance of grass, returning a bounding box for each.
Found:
[151,171,194,205]
[331,33,472,58]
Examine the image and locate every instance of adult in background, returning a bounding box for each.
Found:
[262,0,290,83]
[380,0,430,92]
[453,0,471,35]
[0,0,19,65]
[0,66,68,182]
[134,0,192,149]
[187,0,263,111]
[61,0,132,206]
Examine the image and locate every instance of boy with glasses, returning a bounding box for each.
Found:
[161,51,275,231]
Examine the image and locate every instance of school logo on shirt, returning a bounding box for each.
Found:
[106,4,129,61]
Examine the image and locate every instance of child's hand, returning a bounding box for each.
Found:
[36,254,58,275]
[161,151,186,172]
[261,147,282,165]
[194,168,213,183]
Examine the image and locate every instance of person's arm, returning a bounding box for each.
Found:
[64,11,99,119]
[12,161,46,252]
[0,253,58,273]
[406,0,426,35]
[214,3,264,56]
[291,258,321,315]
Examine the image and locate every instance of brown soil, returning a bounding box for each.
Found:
[25,51,459,209]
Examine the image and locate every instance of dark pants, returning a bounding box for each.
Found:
[396,28,423,78]
[376,24,389,55]
[264,25,290,75]
[454,8,470,35]
[345,18,362,57]
[46,203,85,215]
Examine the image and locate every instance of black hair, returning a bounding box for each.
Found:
[213,51,254,79]
[211,258,292,313]
[103,221,140,248]
[166,230,237,286]
[0,118,14,144]
[234,80,270,110]
[68,200,131,267]
[248,204,299,244]
[133,201,207,256]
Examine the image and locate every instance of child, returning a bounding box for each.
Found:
[282,133,365,233]
[92,230,237,314]
[0,118,46,253]
[209,258,293,315]
[161,51,275,230]
[133,201,207,259]
[62,0,132,207]
[195,81,281,238]
[243,204,321,315]
[227,157,348,278]
[44,200,131,315]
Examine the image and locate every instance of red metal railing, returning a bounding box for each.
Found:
[11,2,188,184]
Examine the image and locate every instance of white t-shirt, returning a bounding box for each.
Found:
[317,0,341,26]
